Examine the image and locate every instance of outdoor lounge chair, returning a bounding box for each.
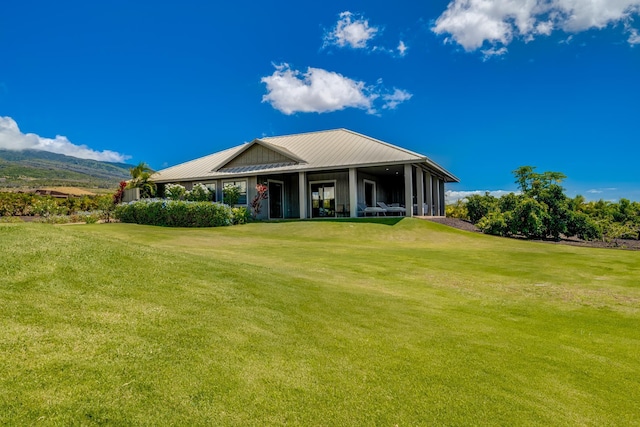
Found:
[377,202,406,215]
[357,202,386,216]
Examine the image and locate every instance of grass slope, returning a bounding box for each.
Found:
[1,219,639,425]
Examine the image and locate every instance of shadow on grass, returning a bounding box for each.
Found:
[267,217,405,226]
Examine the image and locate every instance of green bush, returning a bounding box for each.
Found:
[232,207,251,224]
[186,183,212,202]
[477,211,509,236]
[165,183,187,201]
[114,200,240,227]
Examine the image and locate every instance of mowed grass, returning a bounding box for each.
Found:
[1,219,639,426]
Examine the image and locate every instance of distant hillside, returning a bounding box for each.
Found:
[0,149,132,189]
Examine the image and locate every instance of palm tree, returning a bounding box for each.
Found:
[127,162,156,198]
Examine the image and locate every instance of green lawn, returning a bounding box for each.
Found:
[1,219,639,425]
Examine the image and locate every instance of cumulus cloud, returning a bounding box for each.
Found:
[261,64,411,115]
[324,11,379,49]
[446,189,515,203]
[0,116,130,163]
[433,0,640,52]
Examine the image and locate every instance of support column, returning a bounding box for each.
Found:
[298,172,307,219]
[434,177,441,217]
[440,179,446,216]
[349,167,358,218]
[426,173,433,216]
[416,167,424,216]
[404,164,413,218]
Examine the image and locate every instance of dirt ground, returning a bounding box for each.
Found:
[426,217,640,251]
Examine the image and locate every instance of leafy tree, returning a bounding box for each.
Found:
[445,199,468,220]
[477,211,509,236]
[466,193,498,224]
[127,162,156,198]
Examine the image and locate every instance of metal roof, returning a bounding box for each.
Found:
[152,128,459,183]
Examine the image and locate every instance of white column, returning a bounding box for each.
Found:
[404,164,413,218]
[298,172,307,219]
[440,179,446,216]
[435,177,441,217]
[416,167,424,216]
[349,167,358,218]
[426,173,433,216]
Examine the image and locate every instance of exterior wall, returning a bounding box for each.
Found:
[122,188,140,202]
[256,173,300,219]
[307,170,349,217]
[357,171,384,205]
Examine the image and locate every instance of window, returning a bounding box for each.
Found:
[196,182,216,201]
[223,180,247,204]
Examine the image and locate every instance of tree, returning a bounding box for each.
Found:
[466,193,498,224]
[127,162,156,198]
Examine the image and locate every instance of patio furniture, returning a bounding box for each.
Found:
[358,202,386,216]
[377,202,406,216]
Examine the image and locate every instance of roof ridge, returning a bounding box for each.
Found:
[261,128,347,140]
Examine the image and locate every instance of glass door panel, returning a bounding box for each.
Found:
[310,183,336,218]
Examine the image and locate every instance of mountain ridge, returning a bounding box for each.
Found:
[0,149,133,189]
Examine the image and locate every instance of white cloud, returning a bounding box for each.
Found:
[433,0,640,52]
[587,187,617,194]
[629,28,640,44]
[382,88,413,110]
[0,116,130,163]
[324,11,379,49]
[481,46,508,60]
[446,189,515,203]
[261,64,412,115]
[398,40,408,56]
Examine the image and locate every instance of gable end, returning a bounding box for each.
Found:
[218,143,299,170]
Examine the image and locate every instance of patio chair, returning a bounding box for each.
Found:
[377,202,406,216]
[357,202,386,217]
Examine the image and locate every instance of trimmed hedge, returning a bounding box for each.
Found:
[114,199,248,227]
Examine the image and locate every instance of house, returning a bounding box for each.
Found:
[151,129,458,219]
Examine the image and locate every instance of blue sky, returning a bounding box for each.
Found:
[2,0,639,201]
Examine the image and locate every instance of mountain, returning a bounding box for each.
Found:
[0,149,133,189]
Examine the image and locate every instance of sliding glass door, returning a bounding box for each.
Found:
[310,182,336,218]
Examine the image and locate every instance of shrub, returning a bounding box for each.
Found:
[114,200,237,227]
[466,193,498,224]
[567,211,602,241]
[186,183,212,202]
[445,199,468,220]
[223,185,242,206]
[232,207,251,224]
[512,197,548,239]
[477,211,509,236]
[165,183,187,201]
[32,198,67,217]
